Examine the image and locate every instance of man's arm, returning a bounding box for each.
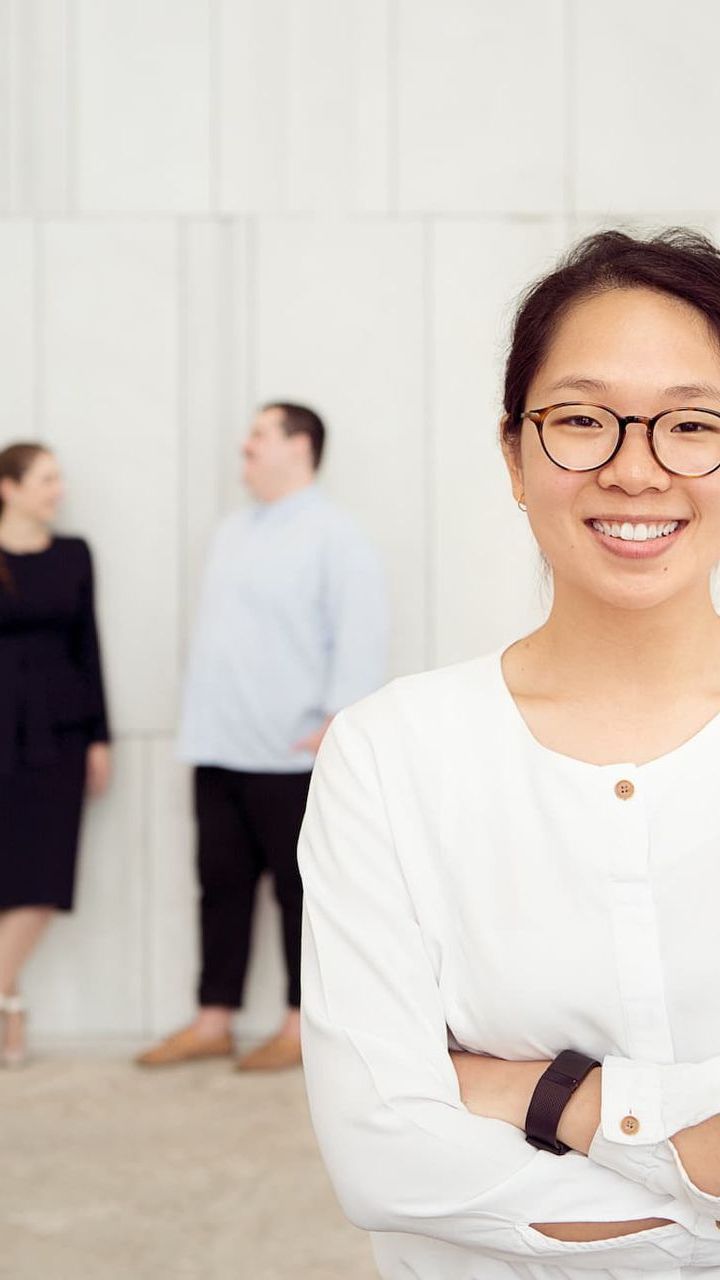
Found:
[321,522,387,715]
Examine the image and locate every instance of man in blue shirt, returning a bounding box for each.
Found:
[137,403,387,1070]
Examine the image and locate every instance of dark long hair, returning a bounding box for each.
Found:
[502,228,720,447]
[0,442,49,592]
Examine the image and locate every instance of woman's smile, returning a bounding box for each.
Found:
[584,515,689,559]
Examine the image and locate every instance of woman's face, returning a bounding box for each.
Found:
[506,286,720,613]
[1,451,64,525]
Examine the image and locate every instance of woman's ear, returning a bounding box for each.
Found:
[499,416,524,504]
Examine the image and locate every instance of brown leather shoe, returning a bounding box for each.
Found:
[235,1033,302,1072]
[135,1025,234,1067]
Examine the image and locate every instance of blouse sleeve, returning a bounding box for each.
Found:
[599,1054,720,1141]
[298,709,708,1269]
[72,541,110,743]
[588,1056,720,1219]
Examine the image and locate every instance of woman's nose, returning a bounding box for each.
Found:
[597,421,671,491]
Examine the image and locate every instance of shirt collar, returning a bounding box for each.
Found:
[251,482,320,523]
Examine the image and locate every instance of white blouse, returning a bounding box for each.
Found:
[298,651,720,1279]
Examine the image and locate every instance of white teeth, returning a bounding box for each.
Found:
[591,519,680,542]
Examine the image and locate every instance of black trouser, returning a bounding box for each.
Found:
[194,767,311,1010]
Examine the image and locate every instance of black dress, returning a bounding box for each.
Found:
[0,536,110,911]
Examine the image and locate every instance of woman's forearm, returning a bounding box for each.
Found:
[450,1054,676,1241]
[452,1052,720,1177]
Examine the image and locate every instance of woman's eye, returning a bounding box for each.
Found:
[562,415,602,429]
[672,419,715,434]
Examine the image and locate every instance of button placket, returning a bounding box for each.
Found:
[607,771,676,1064]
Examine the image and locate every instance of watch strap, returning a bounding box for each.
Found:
[524,1049,601,1155]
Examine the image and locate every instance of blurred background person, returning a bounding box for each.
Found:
[0,443,111,1066]
[137,402,387,1072]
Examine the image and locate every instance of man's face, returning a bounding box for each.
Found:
[241,408,303,500]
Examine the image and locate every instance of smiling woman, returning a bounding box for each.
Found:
[298,229,720,1279]
[0,444,111,1068]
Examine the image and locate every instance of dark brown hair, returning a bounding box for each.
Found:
[264,402,326,470]
[502,228,720,448]
[0,442,50,591]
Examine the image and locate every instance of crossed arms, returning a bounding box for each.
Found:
[451,1051,720,1241]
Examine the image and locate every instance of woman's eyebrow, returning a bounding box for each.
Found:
[544,376,609,394]
[663,382,720,400]
[544,377,720,401]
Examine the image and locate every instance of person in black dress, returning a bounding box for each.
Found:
[0,442,111,1065]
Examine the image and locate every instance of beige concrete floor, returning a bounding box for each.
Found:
[1,1055,376,1280]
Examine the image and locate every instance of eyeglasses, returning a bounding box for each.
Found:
[521,403,720,477]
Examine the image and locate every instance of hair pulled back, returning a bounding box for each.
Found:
[0,442,49,592]
[503,228,720,446]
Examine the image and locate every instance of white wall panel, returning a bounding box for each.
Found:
[286,0,388,213]
[432,220,567,665]
[42,221,180,735]
[253,218,427,677]
[397,0,565,213]
[146,741,197,1035]
[0,222,35,438]
[181,220,245,635]
[0,0,70,212]
[216,0,289,212]
[218,0,389,212]
[575,1,720,215]
[75,0,210,212]
[218,220,252,512]
[24,739,145,1035]
[0,2,11,209]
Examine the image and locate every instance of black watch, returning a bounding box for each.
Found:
[524,1049,601,1155]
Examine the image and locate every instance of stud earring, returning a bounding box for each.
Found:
[517,496,527,512]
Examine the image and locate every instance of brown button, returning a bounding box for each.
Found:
[620,1114,640,1135]
[614,779,635,800]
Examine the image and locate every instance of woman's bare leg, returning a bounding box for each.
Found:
[0,906,55,1055]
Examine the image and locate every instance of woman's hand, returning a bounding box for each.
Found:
[671,1113,720,1197]
[292,714,334,756]
[86,742,111,796]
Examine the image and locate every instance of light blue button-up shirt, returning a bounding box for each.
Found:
[178,484,387,772]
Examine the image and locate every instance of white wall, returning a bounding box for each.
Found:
[3,0,719,1041]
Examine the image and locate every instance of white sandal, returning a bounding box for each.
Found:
[0,993,28,1067]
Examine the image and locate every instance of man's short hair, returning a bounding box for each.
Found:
[265,402,326,470]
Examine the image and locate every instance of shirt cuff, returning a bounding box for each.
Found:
[590,1126,720,1229]
[601,1054,720,1145]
